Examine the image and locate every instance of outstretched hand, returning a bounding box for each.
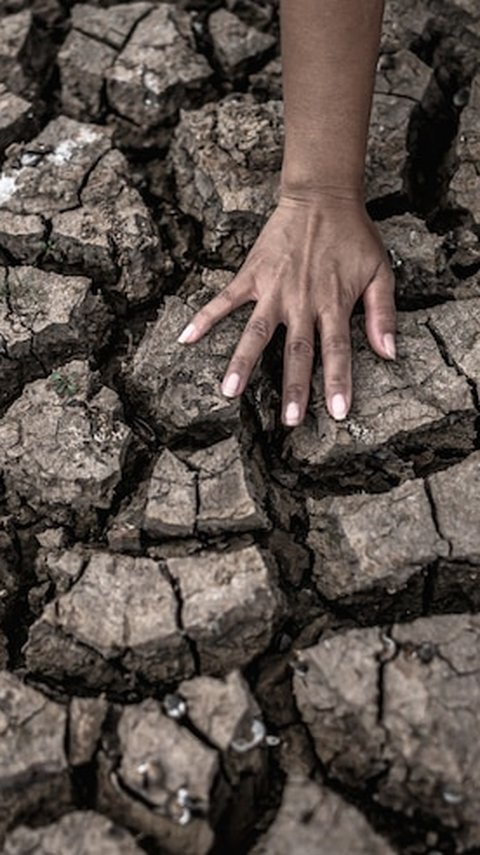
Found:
[177,193,397,427]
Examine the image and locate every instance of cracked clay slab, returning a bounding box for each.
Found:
[294,613,480,851]
[24,549,194,692]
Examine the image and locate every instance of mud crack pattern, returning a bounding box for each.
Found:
[0,0,480,853]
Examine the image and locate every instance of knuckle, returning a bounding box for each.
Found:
[218,286,235,307]
[229,354,250,372]
[284,383,305,399]
[288,337,314,359]
[246,316,271,340]
[322,333,351,356]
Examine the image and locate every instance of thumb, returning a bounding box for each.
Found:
[363,263,397,360]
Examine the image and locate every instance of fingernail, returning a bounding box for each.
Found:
[222,372,241,397]
[331,393,347,421]
[285,401,301,426]
[177,322,197,344]
[383,333,396,360]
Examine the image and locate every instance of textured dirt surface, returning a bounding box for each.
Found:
[0,1,479,853]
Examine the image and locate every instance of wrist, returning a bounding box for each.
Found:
[277,182,366,209]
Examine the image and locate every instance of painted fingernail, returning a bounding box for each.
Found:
[177,322,197,344]
[331,393,347,421]
[222,372,241,397]
[383,333,396,360]
[285,402,301,426]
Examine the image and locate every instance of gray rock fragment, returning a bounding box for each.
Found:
[367,50,432,200]
[450,73,480,221]
[106,4,213,147]
[208,8,276,76]
[0,210,46,263]
[307,478,447,606]
[294,614,480,851]
[0,360,132,531]
[0,671,71,842]
[252,777,396,855]
[24,549,193,690]
[169,94,283,264]
[3,811,144,854]
[166,545,283,673]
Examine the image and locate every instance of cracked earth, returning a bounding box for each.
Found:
[0,0,480,853]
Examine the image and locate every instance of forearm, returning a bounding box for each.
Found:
[279,0,385,199]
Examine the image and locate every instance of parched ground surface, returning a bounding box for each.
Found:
[0,0,480,852]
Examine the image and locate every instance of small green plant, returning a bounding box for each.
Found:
[49,370,78,398]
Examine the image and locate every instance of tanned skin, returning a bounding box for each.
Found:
[177,0,396,426]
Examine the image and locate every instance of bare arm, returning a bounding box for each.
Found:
[280,0,384,199]
[178,0,396,425]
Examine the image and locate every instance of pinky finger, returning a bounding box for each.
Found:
[177,275,254,344]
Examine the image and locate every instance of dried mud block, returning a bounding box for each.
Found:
[427,298,480,396]
[252,777,396,855]
[0,360,132,531]
[0,10,31,90]
[428,452,480,607]
[0,117,166,304]
[0,516,19,622]
[450,74,480,222]
[59,2,153,121]
[111,435,269,546]
[283,306,476,485]
[99,698,217,855]
[51,149,166,304]
[179,670,263,754]
[25,549,194,691]
[0,211,46,263]
[381,0,432,53]
[367,50,432,201]
[178,670,271,844]
[106,4,213,148]
[225,0,277,30]
[144,449,197,538]
[167,545,283,673]
[169,94,283,264]
[0,266,111,408]
[0,671,71,842]
[306,478,447,614]
[208,9,276,76]
[68,695,108,766]
[0,84,34,152]
[377,214,453,307]
[249,56,282,99]
[187,435,269,534]
[0,116,112,216]
[294,614,480,851]
[124,269,258,439]
[3,811,145,855]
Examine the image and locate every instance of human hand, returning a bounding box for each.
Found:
[177,192,396,426]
